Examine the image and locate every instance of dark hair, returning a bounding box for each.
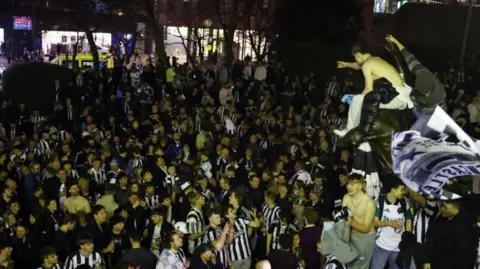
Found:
[62,214,77,225]
[110,215,125,226]
[151,206,167,217]
[77,233,94,246]
[279,210,292,222]
[305,208,319,225]
[161,230,178,249]
[193,243,213,257]
[129,231,143,242]
[93,205,106,215]
[233,191,245,205]
[206,207,222,219]
[45,198,57,207]
[384,176,406,193]
[39,246,56,261]
[188,192,202,205]
[351,40,371,55]
[265,191,277,201]
[347,173,365,183]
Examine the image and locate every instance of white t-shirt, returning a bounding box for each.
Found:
[375,197,412,251]
[224,118,236,134]
[151,225,162,257]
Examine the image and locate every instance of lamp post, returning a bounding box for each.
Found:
[460,0,473,65]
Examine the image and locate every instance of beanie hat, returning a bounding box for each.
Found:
[415,71,435,95]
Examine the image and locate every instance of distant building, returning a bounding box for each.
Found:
[155,0,276,63]
[373,0,475,14]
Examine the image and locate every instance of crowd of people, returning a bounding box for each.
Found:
[0,34,478,269]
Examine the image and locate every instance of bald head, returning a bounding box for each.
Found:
[255,260,271,269]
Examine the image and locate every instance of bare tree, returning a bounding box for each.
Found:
[104,0,169,65]
[214,0,245,64]
[113,22,145,65]
[243,0,279,62]
[166,0,211,66]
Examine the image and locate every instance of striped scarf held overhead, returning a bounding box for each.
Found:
[351,142,381,200]
[30,115,46,134]
[392,106,480,200]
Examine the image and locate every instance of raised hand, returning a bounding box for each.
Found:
[223,222,231,234]
[341,94,354,104]
[385,34,399,45]
[337,61,348,68]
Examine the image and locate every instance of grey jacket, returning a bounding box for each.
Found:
[321,221,360,264]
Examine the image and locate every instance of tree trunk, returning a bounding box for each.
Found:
[224,29,235,64]
[85,30,100,70]
[65,48,70,68]
[153,26,168,66]
[72,33,79,67]
[144,0,168,66]
[126,33,137,65]
[197,36,204,63]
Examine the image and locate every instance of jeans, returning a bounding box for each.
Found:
[370,244,416,269]
[232,258,251,269]
[344,85,413,131]
[411,106,432,135]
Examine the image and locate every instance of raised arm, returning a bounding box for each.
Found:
[386,35,427,76]
[337,61,361,70]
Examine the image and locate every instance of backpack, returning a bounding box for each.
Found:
[378,194,408,221]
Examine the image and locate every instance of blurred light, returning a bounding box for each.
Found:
[118,10,124,16]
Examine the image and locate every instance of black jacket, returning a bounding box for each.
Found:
[423,211,478,269]
[142,221,174,249]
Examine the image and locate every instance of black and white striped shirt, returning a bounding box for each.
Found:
[216,157,228,175]
[259,139,269,150]
[30,115,46,134]
[203,226,228,268]
[261,203,281,230]
[38,263,62,269]
[66,104,74,121]
[92,129,104,143]
[229,218,252,261]
[186,207,206,253]
[34,139,51,157]
[327,81,341,99]
[58,130,67,142]
[319,108,329,119]
[238,158,254,171]
[133,156,147,169]
[145,194,160,209]
[268,223,298,250]
[63,250,104,269]
[87,168,107,185]
[68,169,80,180]
[413,199,440,244]
[216,106,227,120]
[164,175,180,195]
[328,117,344,129]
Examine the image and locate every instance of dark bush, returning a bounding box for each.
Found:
[3,62,75,113]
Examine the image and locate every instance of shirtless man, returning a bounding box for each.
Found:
[63,182,91,214]
[342,173,376,269]
[335,41,413,137]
